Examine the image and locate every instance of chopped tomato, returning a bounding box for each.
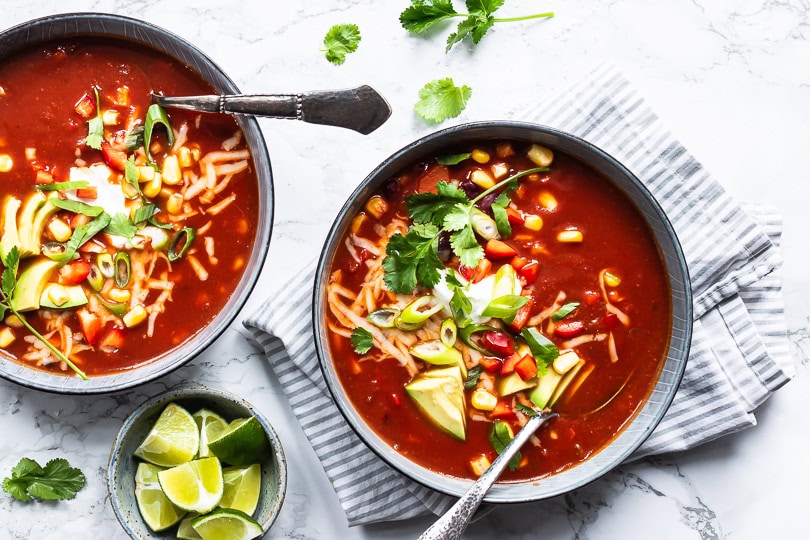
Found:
[582,290,601,305]
[482,331,514,356]
[75,187,98,199]
[604,313,620,331]
[515,355,538,380]
[510,256,528,270]
[554,320,585,338]
[484,239,518,260]
[491,401,517,421]
[500,352,522,375]
[101,141,127,172]
[74,93,95,118]
[99,325,126,350]
[508,296,534,332]
[35,170,54,185]
[77,310,101,347]
[505,207,524,225]
[58,259,92,285]
[416,165,450,194]
[516,260,539,283]
[479,356,502,373]
[458,257,492,284]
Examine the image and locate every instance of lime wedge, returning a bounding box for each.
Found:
[219,463,261,515]
[177,515,203,540]
[208,416,269,466]
[157,456,223,513]
[191,508,263,540]
[134,462,186,532]
[134,403,200,467]
[192,408,228,458]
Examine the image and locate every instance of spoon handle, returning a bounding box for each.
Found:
[418,411,556,540]
[152,85,391,135]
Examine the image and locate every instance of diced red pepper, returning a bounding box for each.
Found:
[74,93,95,118]
[516,260,539,283]
[458,258,492,284]
[604,313,620,331]
[101,141,128,172]
[75,187,98,200]
[515,355,538,381]
[583,290,601,305]
[482,331,514,356]
[510,256,528,270]
[484,239,518,260]
[500,352,522,375]
[507,296,534,333]
[58,259,92,286]
[77,310,101,347]
[505,207,524,225]
[554,320,585,338]
[491,401,517,421]
[479,357,502,373]
[35,170,54,185]
[99,325,126,350]
[391,393,401,407]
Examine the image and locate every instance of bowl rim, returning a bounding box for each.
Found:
[312,120,693,502]
[0,12,274,394]
[106,384,288,538]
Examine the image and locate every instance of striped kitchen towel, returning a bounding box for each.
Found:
[243,65,794,526]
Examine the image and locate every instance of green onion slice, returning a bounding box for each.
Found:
[520,327,559,366]
[458,323,498,353]
[168,227,196,262]
[114,252,131,288]
[409,340,463,365]
[367,308,400,328]
[551,302,580,321]
[143,104,174,161]
[481,294,529,322]
[50,199,104,216]
[440,318,457,348]
[399,295,443,324]
[35,181,90,192]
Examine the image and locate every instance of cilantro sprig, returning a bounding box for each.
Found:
[2,457,86,502]
[400,0,554,52]
[84,87,104,150]
[383,167,546,294]
[489,420,521,471]
[323,24,362,65]
[0,247,87,379]
[350,327,374,354]
[415,78,471,123]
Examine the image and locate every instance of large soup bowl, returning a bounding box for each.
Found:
[0,13,273,393]
[313,121,692,502]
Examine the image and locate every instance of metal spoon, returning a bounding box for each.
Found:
[418,410,558,540]
[150,84,392,135]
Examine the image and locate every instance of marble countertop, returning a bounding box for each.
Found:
[1,1,808,538]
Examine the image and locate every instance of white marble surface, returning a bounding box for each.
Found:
[0,1,808,538]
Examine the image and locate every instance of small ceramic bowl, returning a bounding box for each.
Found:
[107,385,287,539]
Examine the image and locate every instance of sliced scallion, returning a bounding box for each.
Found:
[168,227,196,262]
[114,252,131,288]
[143,104,174,161]
[367,308,400,328]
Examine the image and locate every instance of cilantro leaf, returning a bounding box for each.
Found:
[443,203,471,232]
[2,245,20,296]
[490,189,512,237]
[85,88,103,150]
[382,224,443,294]
[449,283,473,328]
[350,327,374,354]
[436,153,472,166]
[464,364,482,390]
[105,213,137,239]
[515,403,537,417]
[449,224,483,268]
[323,24,362,65]
[407,181,469,226]
[415,78,471,123]
[489,421,521,471]
[399,0,459,34]
[3,457,86,502]
[50,213,111,264]
[124,155,142,200]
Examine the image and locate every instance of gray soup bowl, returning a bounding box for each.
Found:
[313,121,692,502]
[108,385,287,539]
[0,13,273,393]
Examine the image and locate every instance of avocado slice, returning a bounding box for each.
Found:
[0,196,22,263]
[39,283,88,309]
[21,195,58,258]
[405,366,467,440]
[9,259,59,312]
[16,193,46,258]
[497,371,538,396]
[529,369,563,409]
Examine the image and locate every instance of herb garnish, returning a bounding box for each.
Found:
[34,181,90,192]
[489,420,521,471]
[2,457,86,502]
[520,327,557,374]
[551,302,580,321]
[463,364,482,390]
[400,0,554,52]
[105,213,137,239]
[50,199,104,217]
[415,78,471,123]
[50,213,112,265]
[436,152,471,166]
[350,327,374,354]
[143,104,174,162]
[383,167,546,294]
[323,24,362,65]
[515,403,537,417]
[0,247,87,379]
[85,87,104,150]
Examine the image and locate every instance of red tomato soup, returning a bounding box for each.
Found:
[0,39,258,376]
[326,141,671,481]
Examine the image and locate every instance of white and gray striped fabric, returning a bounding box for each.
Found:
[243,65,794,526]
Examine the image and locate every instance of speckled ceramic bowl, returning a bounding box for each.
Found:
[313,121,693,502]
[107,385,287,539]
[0,13,273,394]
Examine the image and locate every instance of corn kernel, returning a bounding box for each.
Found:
[470,455,492,477]
[495,142,515,158]
[138,165,155,183]
[523,214,543,231]
[115,86,130,106]
[527,173,541,182]
[553,350,581,375]
[36,170,53,184]
[190,146,201,162]
[470,169,495,189]
[47,285,70,307]
[0,326,15,347]
[161,155,182,185]
[365,195,388,219]
[471,148,490,164]
[108,288,131,303]
[527,143,554,167]
[491,162,509,179]
[25,148,36,161]
[166,193,184,215]
[4,315,23,328]
[604,271,621,287]
[351,212,368,234]
[47,218,72,242]
[123,305,148,328]
[539,191,557,210]
[0,154,12,173]
[142,173,162,198]
[557,229,583,243]
[101,109,119,126]
[177,146,194,168]
[471,388,498,411]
